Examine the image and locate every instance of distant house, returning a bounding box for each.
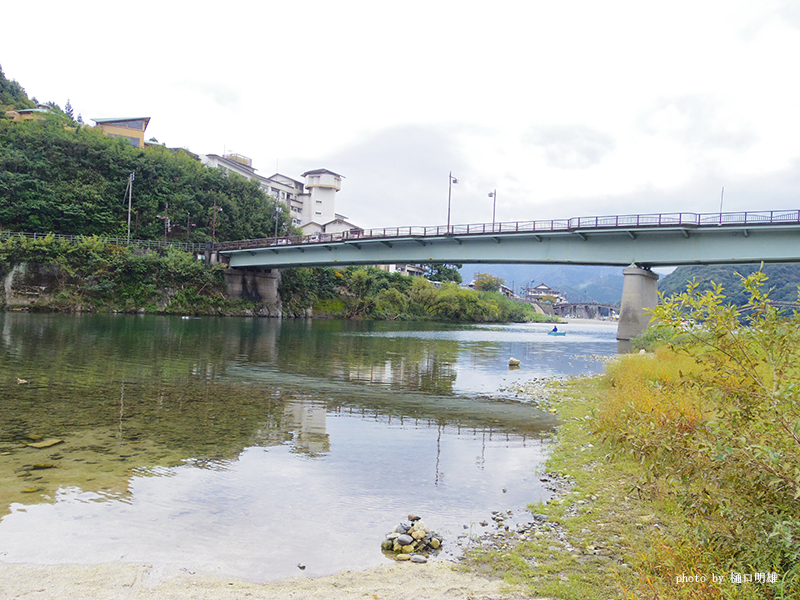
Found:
[93,117,151,148]
[374,263,426,277]
[526,283,566,304]
[4,104,54,121]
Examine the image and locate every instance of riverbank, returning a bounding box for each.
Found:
[0,560,538,600]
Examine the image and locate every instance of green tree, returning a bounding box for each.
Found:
[64,99,74,120]
[473,272,503,292]
[426,263,462,283]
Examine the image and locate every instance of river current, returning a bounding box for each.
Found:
[0,313,618,582]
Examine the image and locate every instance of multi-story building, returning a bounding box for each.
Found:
[92,117,151,148]
[200,156,359,235]
[264,173,306,227]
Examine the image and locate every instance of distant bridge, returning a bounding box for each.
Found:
[216,210,800,340]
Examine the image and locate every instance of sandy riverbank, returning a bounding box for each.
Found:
[0,560,546,600]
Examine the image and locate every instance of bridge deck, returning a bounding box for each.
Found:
[218,209,800,269]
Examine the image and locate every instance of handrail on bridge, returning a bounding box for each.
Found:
[0,230,208,253]
[215,209,800,252]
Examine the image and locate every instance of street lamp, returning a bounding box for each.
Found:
[488,189,497,227]
[274,205,281,239]
[447,171,458,232]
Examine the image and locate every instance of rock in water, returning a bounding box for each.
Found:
[508,358,521,366]
[410,555,428,563]
[396,534,414,546]
[27,439,63,449]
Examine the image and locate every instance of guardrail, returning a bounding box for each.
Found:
[0,231,209,253]
[216,209,800,252]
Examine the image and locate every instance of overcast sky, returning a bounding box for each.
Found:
[2,0,799,229]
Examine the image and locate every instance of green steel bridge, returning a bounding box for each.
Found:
[215,209,800,340]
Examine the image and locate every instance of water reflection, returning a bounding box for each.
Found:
[0,313,617,581]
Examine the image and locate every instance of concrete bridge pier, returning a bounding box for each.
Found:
[224,268,281,310]
[617,266,659,340]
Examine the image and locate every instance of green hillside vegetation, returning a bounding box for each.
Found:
[660,263,800,306]
[0,65,35,111]
[280,266,553,322]
[0,73,289,242]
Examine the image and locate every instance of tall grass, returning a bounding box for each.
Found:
[598,272,800,598]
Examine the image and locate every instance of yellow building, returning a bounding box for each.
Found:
[92,117,151,148]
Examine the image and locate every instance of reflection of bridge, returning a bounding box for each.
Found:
[217,210,800,340]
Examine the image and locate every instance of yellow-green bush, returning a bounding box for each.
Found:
[600,271,800,597]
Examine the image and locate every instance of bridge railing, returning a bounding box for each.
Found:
[0,230,209,253]
[214,209,800,252]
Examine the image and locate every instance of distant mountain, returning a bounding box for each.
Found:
[659,263,800,306]
[459,264,624,304]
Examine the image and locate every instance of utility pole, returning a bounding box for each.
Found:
[156,203,169,244]
[124,172,135,243]
[211,202,222,244]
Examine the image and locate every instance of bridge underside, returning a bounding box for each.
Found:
[223,225,800,270]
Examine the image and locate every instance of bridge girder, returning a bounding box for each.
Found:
[222,224,800,270]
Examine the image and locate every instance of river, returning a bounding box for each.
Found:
[0,313,618,582]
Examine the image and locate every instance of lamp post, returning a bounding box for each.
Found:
[274,205,281,239]
[488,189,497,227]
[447,171,458,232]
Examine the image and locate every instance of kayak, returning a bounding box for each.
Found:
[548,331,567,336]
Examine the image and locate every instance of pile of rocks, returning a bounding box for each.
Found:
[381,514,443,563]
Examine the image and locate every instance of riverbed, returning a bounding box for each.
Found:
[0,314,618,582]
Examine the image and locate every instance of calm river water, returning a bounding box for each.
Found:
[0,313,618,582]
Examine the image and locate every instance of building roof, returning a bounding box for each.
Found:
[323,218,362,230]
[266,173,305,187]
[204,153,257,173]
[301,168,345,178]
[92,117,151,126]
[12,107,52,114]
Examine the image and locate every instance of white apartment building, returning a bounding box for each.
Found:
[199,154,356,233]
